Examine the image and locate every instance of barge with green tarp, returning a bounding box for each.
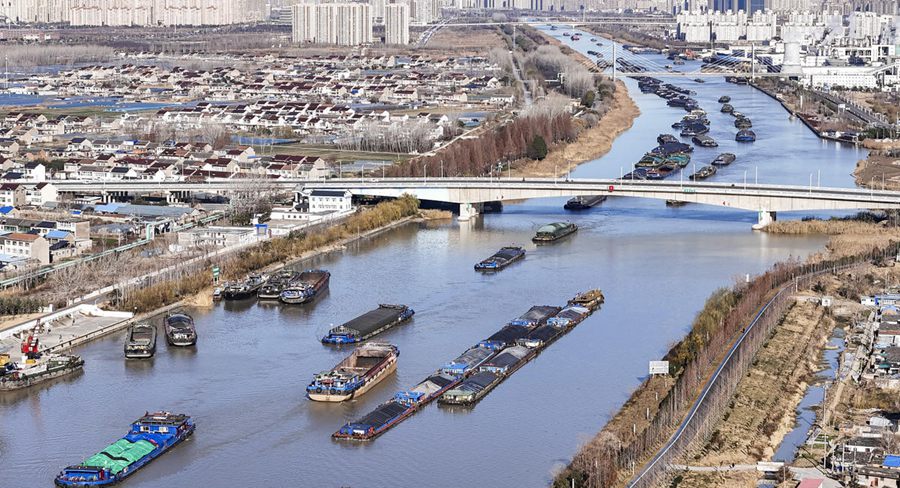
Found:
[532,222,578,243]
[55,412,195,486]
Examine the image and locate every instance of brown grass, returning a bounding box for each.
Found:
[854,153,900,189]
[694,299,831,466]
[765,217,900,260]
[514,80,639,177]
[671,470,761,488]
[120,196,420,313]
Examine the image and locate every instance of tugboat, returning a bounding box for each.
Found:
[735,129,756,142]
[689,165,718,180]
[564,195,606,210]
[532,222,578,243]
[222,274,266,300]
[124,323,157,359]
[0,353,84,391]
[567,289,604,311]
[474,246,526,272]
[720,103,734,114]
[307,343,399,402]
[164,312,197,347]
[692,134,718,147]
[55,412,195,487]
[711,152,737,166]
[718,95,731,103]
[322,305,415,344]
[212,287,222,302]
[257,270,297,300]
[280,269,330,304]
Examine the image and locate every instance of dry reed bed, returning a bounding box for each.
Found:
[120,196,420,313]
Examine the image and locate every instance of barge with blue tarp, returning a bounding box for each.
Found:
[321,304,414,344]
[55,412,194,487]
[335,289,604,435]
[474,246,525,272]
[508,305,562,327]
[279,269,330,304]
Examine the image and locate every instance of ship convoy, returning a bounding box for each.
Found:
[215,269,331,305]
[329,289,604,441]
[616,76,755,183]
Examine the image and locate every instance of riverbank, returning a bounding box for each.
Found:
[854,150,900,190]
[672,299,834,487]
[6,199,423,357]
[514,80,640,177]
[765,216,900,260]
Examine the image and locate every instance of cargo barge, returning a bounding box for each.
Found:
[474,246,525,272]
[564,195,606,210]
[55,412,194,487]
[257,270,298,300]
[321,304,414,344]
[711,152,737,166]
[164,312,197,347]
[0,354,84,391]
[222,274,266,300]
[689,165,718,180]
[335,290,603,436]
[735,129,757,142]
[279,269,330,304]
[124,323,157,359]
[532,222,577,243]
[308,343,398,402]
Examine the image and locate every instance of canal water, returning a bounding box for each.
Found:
[0,31,871,488]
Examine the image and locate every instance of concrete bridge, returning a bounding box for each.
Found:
[299,177,900,228]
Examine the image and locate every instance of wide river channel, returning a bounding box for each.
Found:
[0,28,871,487]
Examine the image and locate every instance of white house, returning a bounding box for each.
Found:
[304,189,352,213]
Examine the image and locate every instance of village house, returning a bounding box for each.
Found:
[0,232,50,265]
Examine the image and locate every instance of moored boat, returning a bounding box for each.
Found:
[564,195,606,210]
[437,371,501,406]
[54,412,195,487]
[321,304,414,344]
[279,269,330,304]
[735,117,752,129]
[124,323,157,359]
[692,134,718,147]
[0,354,84,391]
[164,312,196,347]
[718,95,731,103]
[222,274,266,300]
[307,343,398,402]
[711,152,737,166]
[474,246,525,272]
[735,129,756,142]
[257,270,297,300]
[720,103,734,113]
[532,222,577,243]
[689,165,718,180]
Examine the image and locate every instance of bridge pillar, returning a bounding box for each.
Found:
[458,202,483,221]
[165,191,176,204]
[752,210,777,230]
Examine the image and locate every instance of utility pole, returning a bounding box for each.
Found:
[612,43,617,82]
[750,43,755,83]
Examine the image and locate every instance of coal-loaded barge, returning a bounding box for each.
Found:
[307,342,398,402]
[474,246,525,272]
[279,269,330,304]
[222,274,266,300]
[257,270,298,300]
[332,290,603,440]
[321,304,414,345]
[564,195,606,210]
[55,412,194,487]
